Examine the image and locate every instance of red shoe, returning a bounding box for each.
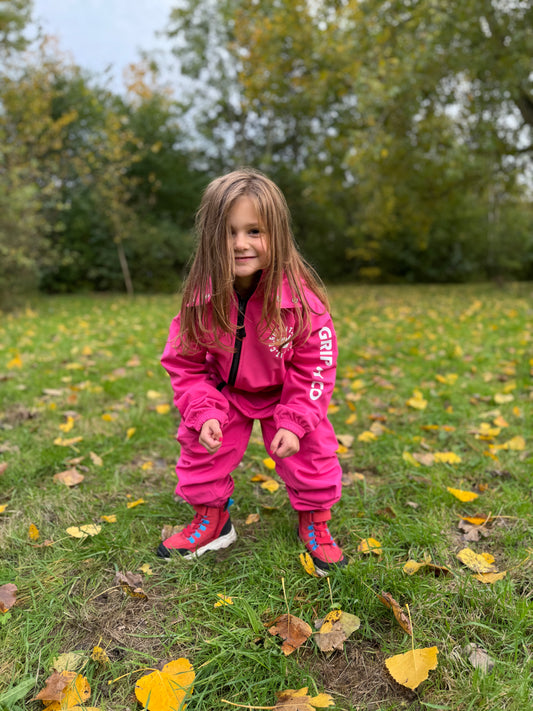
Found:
[298,510,346,576]
[157,501,237,560]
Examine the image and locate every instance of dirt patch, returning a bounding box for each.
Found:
[303,641,421,710]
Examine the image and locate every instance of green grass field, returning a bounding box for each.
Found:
[1,283,532,711]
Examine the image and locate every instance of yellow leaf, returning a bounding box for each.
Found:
[155,403,171,414]
[503,435,526,451]
[28,523,39,541]
[141,461,153,470]
[457,548,497,573]
[100,515,117,523]
[493,415,509,428]
[318,609,343,634]
[127,498,145,508]
[66,524,102,539]
[263,457,276,470]
[58,416,75,433]
[126,427,136,439]
[336,444,349,454]
[494,393,514,404]
[403,559,426,575]
[146,389,163,400]
[260,479,280,493]
[139,563,154,576]
[44,672,91,710]
[358,431,377,442]
[54,436,83,447]
[101,413,116,422]
[447,487,479,502]
[473,571,507,583]
[0,504,7,514]
[402,451,420,467]
[89,451,103,466]
[135,658,195,711]
[214,594,233,607]
[406,390,427,410]
[358,538,382,555]
[300,552,319,577]
[7,354,23,369]
[385,647,439,690]
[245,513,260,524]
[434,452,462,464]
[436,373,458,385]
[345,413,357,424]
[91,646,110,664]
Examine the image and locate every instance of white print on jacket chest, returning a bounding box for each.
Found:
[268,326,294,358]
[309,326,334,401]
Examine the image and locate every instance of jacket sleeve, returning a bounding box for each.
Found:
[160,315,230,432]
[273,308,337,438]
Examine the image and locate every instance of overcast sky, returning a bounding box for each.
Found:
[32,0,175,90]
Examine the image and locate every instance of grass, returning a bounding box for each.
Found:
[0,282,532,711]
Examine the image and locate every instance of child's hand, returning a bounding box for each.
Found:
[199,419,223,454]
[270,428,300,458]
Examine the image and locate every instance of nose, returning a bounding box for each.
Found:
[233,230,247,250]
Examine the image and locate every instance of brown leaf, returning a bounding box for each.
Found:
[53,468,84,487]
[113,571,148,599]
[377,592,413,635]
[464,643,495,672]
[314,610,361,652]
[274,687,334,710]
[0,461,8,475]
[0,583,17,612]
[268,613,312,655]
[34,670,74,702]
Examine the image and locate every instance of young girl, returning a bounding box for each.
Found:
[158,168,346,575]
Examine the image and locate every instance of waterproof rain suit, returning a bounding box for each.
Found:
[161,276,342,511]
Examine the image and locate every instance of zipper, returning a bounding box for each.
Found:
[227,292,249,386]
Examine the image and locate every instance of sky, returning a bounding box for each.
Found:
[31,0,176,91]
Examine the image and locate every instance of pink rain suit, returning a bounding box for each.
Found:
[161,276,342,511]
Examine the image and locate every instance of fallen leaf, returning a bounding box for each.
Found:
[89,451,103,466]
[126,498,145,508]
[245,513,260,524]
[268,614,313,655]
[0,583,17,612]
[314,610,361,652]
[126,427,136,439]
[100,515,117,523]
[337,434,354,448]
[53,468,84,487]
[273,687,334,709]
[464,643,495,672]
[135,658,195,711]
[0,503,7,514]
[261,479,280,493]
[263,457,276,470]
[385,646,439,690]
[155,403,171,414]
[138,563,154,576]
[52,651,87,673]
[457,548,497,573]
[66,524,102,540]
[53,436,83,447]
[412,452,435,466]
[402,559,451,577]
[406,390,428,410]
[435,452,462,464]
[447,487,479,502]
[91,646,110,664]
[35,671,90,709]
[358,431,378,442]
[357,538,382,555]
[377,592,412,635]
[473,571,507,583]
[146,389,163,400]
[299,552,319,577]
[214,594,233,608]
[0,462,9,476]
[28,523,39,541]
[114,571,147,599]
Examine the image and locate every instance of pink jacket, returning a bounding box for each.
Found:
[161,276,338,440]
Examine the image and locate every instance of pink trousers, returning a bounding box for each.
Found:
[174,407,342,511]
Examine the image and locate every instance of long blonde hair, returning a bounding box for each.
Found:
[180,167,329,350]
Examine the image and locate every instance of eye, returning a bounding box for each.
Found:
[249,228,261,236]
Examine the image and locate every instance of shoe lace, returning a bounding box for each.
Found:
[306,521,335,547]
[182,512,210,540]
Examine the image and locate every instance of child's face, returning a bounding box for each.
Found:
[228,196,269,292]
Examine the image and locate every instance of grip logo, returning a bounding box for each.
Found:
[309,326,334,401]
